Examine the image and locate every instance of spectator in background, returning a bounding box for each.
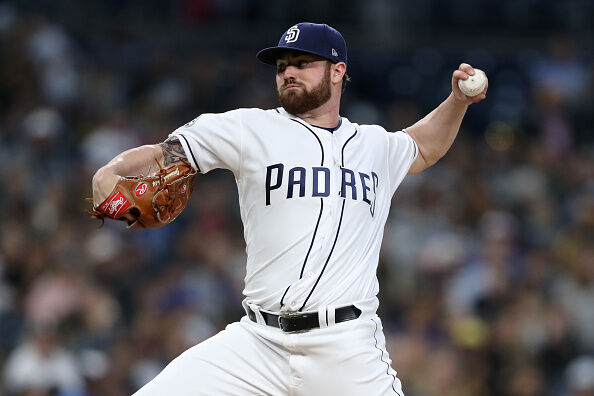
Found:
[3,323,84,396]
[0,2,592,395]
[565,356,594,396]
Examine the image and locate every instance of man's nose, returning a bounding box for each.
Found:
[282,65,298,78]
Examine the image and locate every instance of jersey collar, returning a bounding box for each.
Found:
[276,107,342,133]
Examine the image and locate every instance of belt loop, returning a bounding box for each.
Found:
[318,306,328,328]
[248,303,265,325]
[327,304,336,326]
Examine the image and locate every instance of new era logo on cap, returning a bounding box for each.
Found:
[257,22,347,66]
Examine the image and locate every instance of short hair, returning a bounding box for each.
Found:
[342,73,351,93]
[324,60,350,93]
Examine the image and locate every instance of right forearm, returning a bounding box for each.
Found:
[92,144,163,206]
[91,138,189,206]
[98,144,163,177]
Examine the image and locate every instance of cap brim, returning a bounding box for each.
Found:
[256,46,329,65]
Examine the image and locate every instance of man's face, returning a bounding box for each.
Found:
[276,52,332,115]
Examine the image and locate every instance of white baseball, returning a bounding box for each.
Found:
[458,68,487,97]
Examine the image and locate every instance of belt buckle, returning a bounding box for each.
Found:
[278,312,300,332]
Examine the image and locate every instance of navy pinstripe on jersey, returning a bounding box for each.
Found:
[300,128,357,310]
[170,107,418,312]
[280,119,326,308]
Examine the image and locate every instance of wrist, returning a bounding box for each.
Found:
[448,92,471,108]
[92,167,120,206]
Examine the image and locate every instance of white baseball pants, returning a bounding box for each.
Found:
[133,307,404,396]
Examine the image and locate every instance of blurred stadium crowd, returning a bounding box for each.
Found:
[0,1,592,395]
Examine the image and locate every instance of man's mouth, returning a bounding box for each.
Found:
[283,83,302,91]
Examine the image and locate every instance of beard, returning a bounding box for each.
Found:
[278,65,332,116]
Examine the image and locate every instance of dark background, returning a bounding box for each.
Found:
[0,1,592,395]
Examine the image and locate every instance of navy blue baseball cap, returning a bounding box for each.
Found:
[257,22,347,66]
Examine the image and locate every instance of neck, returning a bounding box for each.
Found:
[294,98,341,128]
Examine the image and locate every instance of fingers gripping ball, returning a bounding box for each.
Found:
[458,69,487,97]
[88,161,197,229]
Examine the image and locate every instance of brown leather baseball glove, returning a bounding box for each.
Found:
[88,161,197,229]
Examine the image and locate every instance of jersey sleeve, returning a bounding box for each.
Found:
[386,129,419,194]
[169,109,244,175]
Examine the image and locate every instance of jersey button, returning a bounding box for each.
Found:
[290,301,297,308]
[307,271,314,277]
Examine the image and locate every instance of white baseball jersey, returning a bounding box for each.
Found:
[171,107,418,313]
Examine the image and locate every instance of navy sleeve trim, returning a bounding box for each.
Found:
[178,134,201,173]
[401,128,419,161]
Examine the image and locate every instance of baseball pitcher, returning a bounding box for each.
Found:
[91,22,487,396]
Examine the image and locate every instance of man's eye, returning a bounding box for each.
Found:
[298,61,308,68]
[277,64,286,73]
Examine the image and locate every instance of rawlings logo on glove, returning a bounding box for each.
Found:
[88,161,197,229]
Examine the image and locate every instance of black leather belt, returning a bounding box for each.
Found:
[247,305,361,333]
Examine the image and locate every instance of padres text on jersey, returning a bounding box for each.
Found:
[171,107,418,313]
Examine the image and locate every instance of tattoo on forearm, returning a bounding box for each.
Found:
[161,138,187,166]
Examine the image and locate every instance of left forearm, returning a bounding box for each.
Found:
[407,93,468,168]
[406,63,488,174]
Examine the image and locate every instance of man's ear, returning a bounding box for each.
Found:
[332,62,346,84]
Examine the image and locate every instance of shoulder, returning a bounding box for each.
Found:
[238,107,283,118]
[356,123,414,141]
[178,108,275,129]
[216,107,283,122]
[344,120,389,138]
[189,107,272,121]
